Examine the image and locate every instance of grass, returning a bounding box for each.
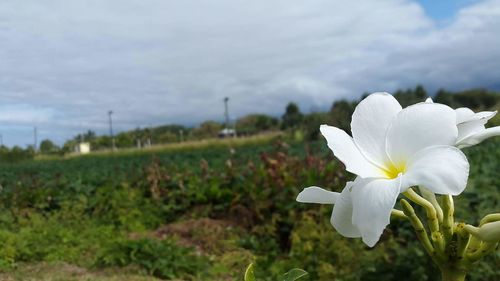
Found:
[35,132,283,161]
[0,262,162,281]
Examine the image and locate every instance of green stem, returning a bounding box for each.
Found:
[440,267,467,281]
[400,199,438,263]
[391,209,408,220]
[419,186,444,223]
[404,189,445,253]
[442,195,454,243]
[455,223,471,260]
[480,213,500,226]
[467,241,499,262]
[399,189,498,281]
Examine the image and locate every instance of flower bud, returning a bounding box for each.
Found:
[464,221,500,242]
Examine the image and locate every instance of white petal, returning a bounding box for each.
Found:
[331,181,361,238]
[456,108,496,125]
[457,118,488,143]
[320,125,382,178]
[296,186,339,204]
[457,126,500,148]
[455,109,496,142]
[455,107,476,124]
[402,146,469,195]
[351,92,402,168]
[386,103,458,166]
[351,177,401,247]
[473,111,497,122]
[425,97,434,103]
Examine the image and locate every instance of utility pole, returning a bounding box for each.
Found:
[108,110,115,151]
[232,118,237,138]
[147,123,152,147]
[224,97,230,129]
[34,126,38,152]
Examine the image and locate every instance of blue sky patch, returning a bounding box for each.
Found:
[416,0,480,21]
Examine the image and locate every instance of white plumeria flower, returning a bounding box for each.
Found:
[426,97,500,148]
[297,93,469,247]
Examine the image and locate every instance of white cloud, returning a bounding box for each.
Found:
[0,104,55,124]
[0,0,499,145]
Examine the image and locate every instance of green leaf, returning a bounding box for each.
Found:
[283,268,308,281]
[244,263,256,281]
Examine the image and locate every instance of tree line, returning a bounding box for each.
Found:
[1,86,498,162]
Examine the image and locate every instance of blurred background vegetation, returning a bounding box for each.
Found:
[0,87,498,280]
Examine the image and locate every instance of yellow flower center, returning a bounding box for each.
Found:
[382,162,407,179]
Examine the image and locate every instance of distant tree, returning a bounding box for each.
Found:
[454,89,498,109]
[39,139,59,154]
[393,86,427,107]
[151,124,187,144]
[434,89,454,106]
[191,121,223,139]
[157,131,178,143]
[94,136,113,150]
[414,85,427,99]
[434,88,499,109]
[84,130,96,140]
[0,146,35,163]
[115,132,134,148]
[0,145,8,154]
[302,112,329,140]
[329,99,355,133]
[282,102,303,130]
[62,140,78,154]
[236,114,279,135]
[74,130,96,142]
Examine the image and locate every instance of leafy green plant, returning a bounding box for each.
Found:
[244,263,308,281]
[97,238,208,280]
[0,137,497,280]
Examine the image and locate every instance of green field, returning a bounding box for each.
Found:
[0,135,498,280]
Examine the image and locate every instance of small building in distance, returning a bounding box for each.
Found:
[75,142,91,154]
[218,128,237,138]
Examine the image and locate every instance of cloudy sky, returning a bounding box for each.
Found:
[0,0,499,146]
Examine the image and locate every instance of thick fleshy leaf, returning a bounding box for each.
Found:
[331,181,360,238]
[351,177,401,247]
[386,103,457,166]
[402,146,469,195]
[351,93,402,169]
[296,186,339,204]
[457,126,500,148]
[320,125,382,178]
